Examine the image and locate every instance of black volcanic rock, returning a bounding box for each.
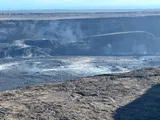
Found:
[24,39,59,49]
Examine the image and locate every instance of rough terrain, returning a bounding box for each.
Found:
[0,67,160,120]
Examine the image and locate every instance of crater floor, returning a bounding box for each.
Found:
[0,56,160,91]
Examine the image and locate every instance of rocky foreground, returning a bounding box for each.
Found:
[1,67,160,120]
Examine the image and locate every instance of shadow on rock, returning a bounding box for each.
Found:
[114,84,160,120]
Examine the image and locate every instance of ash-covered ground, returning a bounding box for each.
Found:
[1,66,160,120]
[0,56,160,91]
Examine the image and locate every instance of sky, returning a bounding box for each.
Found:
[0,0,160,10]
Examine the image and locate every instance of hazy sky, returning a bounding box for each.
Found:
[1,0,160,10]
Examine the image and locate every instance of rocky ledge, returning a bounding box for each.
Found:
[0,67,160,120]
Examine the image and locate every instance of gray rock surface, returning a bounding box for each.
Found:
[0,67,160,120]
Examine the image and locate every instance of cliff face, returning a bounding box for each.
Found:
[0,16,160,58]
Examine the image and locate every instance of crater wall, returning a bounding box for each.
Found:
[0,15,160,58]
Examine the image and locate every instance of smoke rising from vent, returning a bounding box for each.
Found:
[17,21,84,45]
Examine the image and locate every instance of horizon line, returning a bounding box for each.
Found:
[0,8,160,11]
